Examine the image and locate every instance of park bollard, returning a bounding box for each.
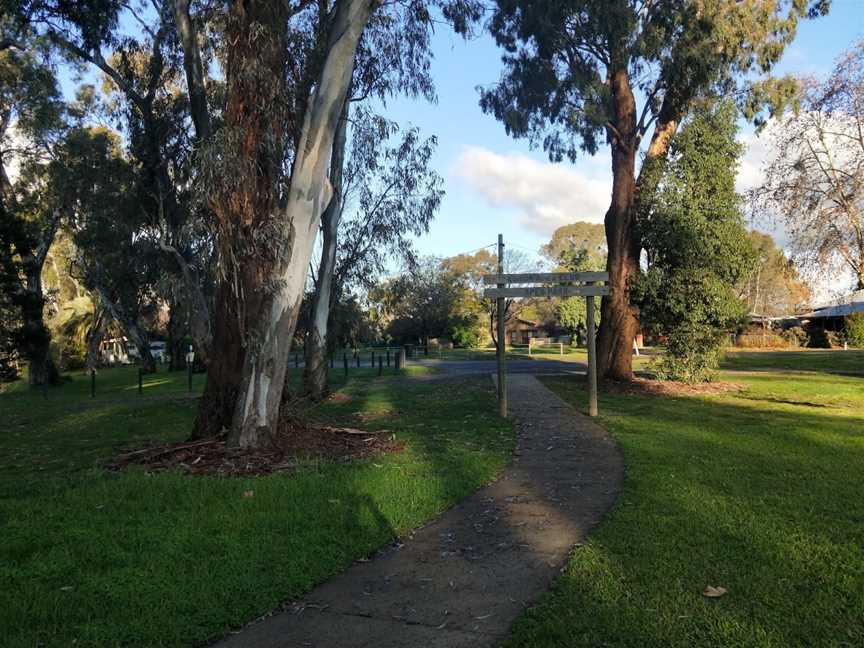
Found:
[330,354,334,369]
[371,350,375,367]
[90,368,96,398]
[356,353,360,369]
[138,368,143,395]
[343,353,348,377]
[187,363,193,393]
[378,356,383,376]
[294,353,298,368]
[386,349,390,367]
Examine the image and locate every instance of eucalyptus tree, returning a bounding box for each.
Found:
[480,0,830,379]
[300,2,446,400]
[753,41,864,290]
[0,36,65,386]
[51,127,161,373]
[170,0,481,447]
[303,109,442,399]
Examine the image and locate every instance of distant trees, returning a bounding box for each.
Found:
[742,231,812,317]
[480,0,829,380]
[0,36,64,386]
[635,101,755,382]
[753,41,864,291]
[541,222,606,269]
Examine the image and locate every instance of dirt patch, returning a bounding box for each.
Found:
[109,422,403,477]
[603,377,743,398]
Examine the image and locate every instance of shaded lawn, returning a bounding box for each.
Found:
[506,364,864,647]
[721,349,864,375]
[0,367,511,647]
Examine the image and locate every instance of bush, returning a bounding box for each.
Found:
[844,313,864,348]
[652,324,725,383]
[450,323,482,349]
[781,326,808,347]
[807,326,843,349]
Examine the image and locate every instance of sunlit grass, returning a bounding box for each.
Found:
[507,355,864,647]
[0,367,510,647]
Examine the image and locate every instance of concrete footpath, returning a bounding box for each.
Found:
[215,374,624,648]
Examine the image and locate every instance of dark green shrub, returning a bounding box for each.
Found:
[844,313,864,348]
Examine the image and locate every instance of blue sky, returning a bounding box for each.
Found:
[375,1,864,265]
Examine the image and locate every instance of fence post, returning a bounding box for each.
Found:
[343,353,348,377]
[371,350,375,367]
[386,349,391,367]
[586,290,598,417]
[355,353,360,368]
[91,368,96,398]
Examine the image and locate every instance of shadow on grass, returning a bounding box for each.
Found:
[506,376,864,648]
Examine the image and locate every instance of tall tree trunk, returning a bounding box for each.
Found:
[21,266,58,387]
[20,214,61,388]
[194,0,376,447]
[596,68,640,380]
[303,95,349,401]
[85,306,107,370]
[92,284,156,374]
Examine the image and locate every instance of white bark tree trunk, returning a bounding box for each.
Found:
[227,0,377,448]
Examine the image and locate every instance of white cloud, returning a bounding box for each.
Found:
[451,146,611,236]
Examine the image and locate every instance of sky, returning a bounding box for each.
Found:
[374,1,864,283]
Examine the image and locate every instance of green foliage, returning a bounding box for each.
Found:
[844,313,864,348]
[557,297,586,339]
[481,0,828,162]
[542,222,606,268]
[450,319,482,348]
[634,101,756,383]
[781,326,808,347]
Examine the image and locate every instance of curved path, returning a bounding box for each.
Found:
[216,373,624,647]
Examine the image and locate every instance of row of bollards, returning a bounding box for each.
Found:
[85,364,195,399]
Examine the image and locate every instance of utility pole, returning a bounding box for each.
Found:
[497,233,507,418]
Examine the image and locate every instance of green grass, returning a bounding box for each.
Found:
[0,366,511,647]
[507,354,864,647]
[721,349,864,375]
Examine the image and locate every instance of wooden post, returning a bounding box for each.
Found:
[187,362,193,393]
[91,368,96,398]
[378,356,383,376]
[386,349,390,367]
[355,353,360,369]
[497,234,507,418]
[586,290,598,417]
[343,352,348,377]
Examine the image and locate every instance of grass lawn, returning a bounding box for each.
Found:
[507,353,864,647]
[0,366,511,647]
[721,348,864,375]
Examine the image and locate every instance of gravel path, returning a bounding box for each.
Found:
[215,374,624,648]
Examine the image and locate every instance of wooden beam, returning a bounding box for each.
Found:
[484,286,610,299]
[482,271,609,285]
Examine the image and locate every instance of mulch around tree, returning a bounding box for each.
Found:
[109,422,404,478]
[605,376,743,398]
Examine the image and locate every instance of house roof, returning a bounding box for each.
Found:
[799,290,864,319]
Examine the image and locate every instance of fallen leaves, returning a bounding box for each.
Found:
[702,585,728,598]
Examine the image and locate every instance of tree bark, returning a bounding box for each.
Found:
[303,94,350,401]
[85,306,107,370]
[92,283,157,374]
[596,68,641,381]
[20,214,60,388]
[173,0,211,144]
[194,0,376,447]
